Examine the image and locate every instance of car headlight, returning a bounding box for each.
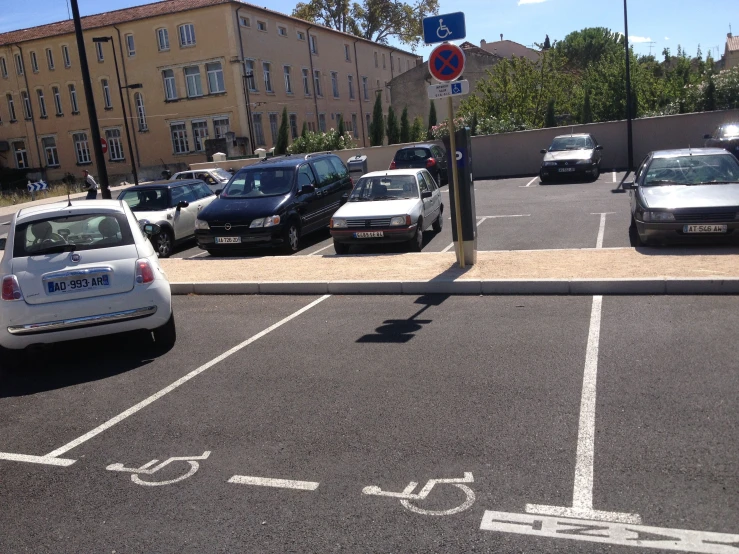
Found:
[542,161,557,167]
[250,218,264,228]
[264,215,281,227]
[643,211,674,222]
[331,218,347,228]
[195,219,209,230]
[576,159,593,165]
[390,215,409,226]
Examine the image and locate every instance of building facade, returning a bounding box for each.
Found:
[0,0,420,184]
[722,32,739,70]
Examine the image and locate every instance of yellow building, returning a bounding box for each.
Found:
[0,0,420,183]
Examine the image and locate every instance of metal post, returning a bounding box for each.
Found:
[107,38,138,185]
[70,0,110,198]
[447,96,465,268]
[623,0,634,171]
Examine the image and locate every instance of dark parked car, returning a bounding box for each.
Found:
[624,148,739,246]
[194,153,352,254]
[389,144,448,186]
[704,123,739,159]
[539,133,603,182]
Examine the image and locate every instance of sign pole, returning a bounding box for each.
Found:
[447,96,465,269]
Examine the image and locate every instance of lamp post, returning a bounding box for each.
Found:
[92,36,140,186]
[243,70,256,154]
[623,0,634,171]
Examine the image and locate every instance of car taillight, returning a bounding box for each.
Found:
[1,275,23,301]
[389,160,396,169]
[135,259,155,284]
[426,158,437,168]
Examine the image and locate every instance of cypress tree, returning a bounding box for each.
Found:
[581,89,593,124]
[386,106,400,145]
[337,114,346,136]
[545,99,556,128]
[275,107,289,155]
[400,107,410,143]
[427,101,437,139]
[411,116,424,142]
[370,94,385,146]
[470,113,478,136]
[301,121,308,138]
[704,78,717,111]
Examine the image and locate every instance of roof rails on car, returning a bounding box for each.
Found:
[304,151,333,160]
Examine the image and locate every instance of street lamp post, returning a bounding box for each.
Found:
[244,70,256,154]
[623,0,634,171]
[93,36,140,186]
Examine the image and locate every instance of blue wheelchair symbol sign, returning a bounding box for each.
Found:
[451,83,462,94]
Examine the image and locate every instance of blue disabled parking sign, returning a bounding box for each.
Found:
[422,12,466,45]
[451,82,463,94]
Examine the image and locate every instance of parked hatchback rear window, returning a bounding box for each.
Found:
[395,148,430,161]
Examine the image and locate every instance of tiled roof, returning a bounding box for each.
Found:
[0,0,231,46]
[728,36,739,52]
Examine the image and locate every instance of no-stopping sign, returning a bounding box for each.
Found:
[428,43,466,82]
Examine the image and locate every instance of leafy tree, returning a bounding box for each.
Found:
[543,34,551,50]
[545,99,556,127]
[581,89,592,123]
[662,47,671,64]
[386,106,399,144]
[427,100,437,139]
[292,0,439,49]
[555,27,622,71]
[704,78,717,111]
[337,114,346,136]
[399,107,410,143]
[411,116,425,142]
[275,107,290,155]
[369,93,385,146]
[470,112,478,136]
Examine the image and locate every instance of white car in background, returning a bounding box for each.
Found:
[171,168,232,193]
[118,180,217,258]
[0,200,174,366]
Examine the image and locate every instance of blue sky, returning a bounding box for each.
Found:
[1,0,733,61]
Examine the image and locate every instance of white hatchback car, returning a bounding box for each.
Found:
[0,200,174,364]
[171,168,232,193]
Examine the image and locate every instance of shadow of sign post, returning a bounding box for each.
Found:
[356,295,449,344]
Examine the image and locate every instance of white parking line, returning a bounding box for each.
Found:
[519,177,538,188]
[42,295,331,460]
[307,243,335,256]
[441,216,490,252]
[188,251,209,259]
[228,475,320,490]
[591,212,615,249]
[0,452,76,467]
[612,171,617,183]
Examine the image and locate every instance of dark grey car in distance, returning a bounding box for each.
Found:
[539,133,603,182]
[704,123,739,159]
[389,144,448,186]
[624,148,739,246]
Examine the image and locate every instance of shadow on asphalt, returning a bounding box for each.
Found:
[356,294,449,344]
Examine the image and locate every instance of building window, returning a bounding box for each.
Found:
[257,21,267,32]
[344,114,352,133]
[213,117,230,138]
[382,53,386,69]
[95,42,104,62]
[184,66,202,97]
[37,89,47,117]
[13,141,28,169]
[306,114,315,132]
[239,16,250,27]
[170,122,189,153]
[30,51,38,73]
[283,66,292,94]
[134,93,147,130]
[302,68,310,96]
[102,79,112,109]
[126,34,135,56]
[245,60,258,92]
[52,86,62,115]
[318,113,326,132]
[268,112,279,145]
[374,51,378,68]
[73,132,91,164]
[15,53,24,75]
[309,35,318,55]
[46,48,55,70]
[362,76,368,100]
[331,71,339,98]
[297,31,305,41]
[106,128,124,161]
[6,94,16,121]
[348,74,355,100]
[262,62,273,92]
[62,45,71,67]
[0,56,7,78]
[344,44,351,62]
[278,26,287,37]
[178,24,196,47]
[206,62,225,93]
[252,113,265,145]
[69,84,79,113]
[192,120,209,152]
[157,28,170,51]
[351,113,358,138]
[21,91,32,119]
[289,113,298,139]
[42,137,59,166]
[313,70,322,97]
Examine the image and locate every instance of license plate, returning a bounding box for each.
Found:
[46,274,110,294]
[683,225,728,233]
[215,236,241,244]
[354,231,384,238]
[558,167,576,173]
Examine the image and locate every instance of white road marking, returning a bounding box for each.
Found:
[44,295,331,459]
[188,251,209,258]
[441,217,489,252]
[612,171,617,183]
[591,212,615,249]
[307,243,335,256]
[363,472,476,516]
[107,451,210,487]
[228,475,319,490]
[519,177,538,188]
[0,452,76,466]
[481,510,739,553]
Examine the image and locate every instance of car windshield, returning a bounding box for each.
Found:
[395,148,430,161]
[718,124,739,139]
[549,137,592,151]
[349,175,420,201]
[13,212,135,257]
[212,168,232,180]
[118,188,169,211]
[221,167,295,198]
[643,154,739,186]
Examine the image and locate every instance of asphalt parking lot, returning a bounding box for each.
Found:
[171,171,633,259]
[2,294,737,552]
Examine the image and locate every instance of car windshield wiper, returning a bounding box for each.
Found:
[31,244,77,255]
[372,195,398,200]
[348,197,369,202]
[693,180,738,185]
[644,180,683,186]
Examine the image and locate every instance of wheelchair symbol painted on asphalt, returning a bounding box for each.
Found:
[106,451,211,486]
[363,472,475,516]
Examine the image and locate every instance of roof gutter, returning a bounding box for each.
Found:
[14,44,44,176]
[353,39,366,147]
[236,6,255,154]
[113,26,141,169]
[306,25,320,130]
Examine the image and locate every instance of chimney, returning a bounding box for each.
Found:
[729,32,733,38]
[500,33,503,41]
[480,39,486,46]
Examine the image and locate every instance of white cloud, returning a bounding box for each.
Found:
[629,35,653,43]
[664,36,670,41]
[518,0,547,5]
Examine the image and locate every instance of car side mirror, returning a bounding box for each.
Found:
[300,184,316,195]
[540,149,547,154]
[215,189,223,196]
[622,180,636,190]
[142,223,161,236]
[421,190,433,199]
[341,192,349,205]
[703,134,712,139]
[596,145,604,151]
[176,200,189,209]
[0,237,6,251]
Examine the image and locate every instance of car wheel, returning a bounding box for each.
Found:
[592,165,600,181]
[432,206,444,233]
[152,312,177,351]
[281,221,300,254]
[333,241,350,255]
[540,174,549,184]
[628,216,640,247]
[154,228,174,258]
[0,346,24,372]
[408,218,424,252]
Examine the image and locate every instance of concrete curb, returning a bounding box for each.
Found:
[169,279,739,295]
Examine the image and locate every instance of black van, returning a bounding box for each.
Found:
[195,153,352,254]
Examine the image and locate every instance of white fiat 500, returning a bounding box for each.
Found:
[0,200,174,363]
